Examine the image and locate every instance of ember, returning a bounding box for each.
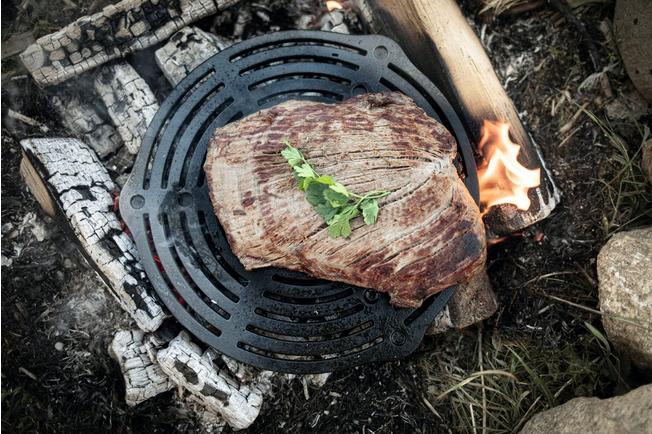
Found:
[477,120,541,213]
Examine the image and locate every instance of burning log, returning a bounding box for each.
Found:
[94,62,159,155]
[19,138,165,332]
[109,329,173,406]
[157,331,273,430]
[155,26,232,86]
[19,0,241,86]
[354,0,559,235]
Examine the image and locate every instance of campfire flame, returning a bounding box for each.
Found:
[326,0,343,11]
[477,120,540,213]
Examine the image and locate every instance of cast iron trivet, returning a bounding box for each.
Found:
[120,30,479,374]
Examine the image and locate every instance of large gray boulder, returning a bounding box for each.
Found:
[520,384,652,434]
[597,226,652,370]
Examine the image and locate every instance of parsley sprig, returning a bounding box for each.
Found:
[281,140,391,238]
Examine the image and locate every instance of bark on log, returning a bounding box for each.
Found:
[20,138,165,332]
[354,0,559,234]
[157,331,273,430]
[19,0,240,86]
[155,26,232,86]
[109,329,173,406]
[94,62,159,155]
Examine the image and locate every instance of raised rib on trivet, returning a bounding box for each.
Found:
[204,92,486,308]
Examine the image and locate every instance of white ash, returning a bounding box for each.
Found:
[155,27,233,86]
[94,62,159,155]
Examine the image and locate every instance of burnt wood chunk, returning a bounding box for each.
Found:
[109,329,173,406]
[20,138,165,332]
[157,332,273,430]
[354,0,559,234]
[94,62,159,155]
[19,0,241,86]
[204,92,486,308]
[51,79,124,159]
[155,26,231,85]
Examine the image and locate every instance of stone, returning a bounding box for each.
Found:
[614,0,652,102]
[520,384,652,434]
[597,226,652,370]
[642,139,652,184]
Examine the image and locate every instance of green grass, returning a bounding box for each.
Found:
[580,109,652,236]
[421,324,623,433]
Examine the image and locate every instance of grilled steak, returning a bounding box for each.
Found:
[204,92,486,307]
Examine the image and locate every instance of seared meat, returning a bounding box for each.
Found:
[204,92,486,307]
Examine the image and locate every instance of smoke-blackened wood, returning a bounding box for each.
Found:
[427,270,497,334]
[51,80,123,159]
[94,62,159,155]
[157,331,272,430]
[155,26,231,85]
[20,138,165,332]
[109,329,173,406]
[354,0,559,234]
[19,0,241,86]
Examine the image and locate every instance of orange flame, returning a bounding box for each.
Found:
[477,120,540,213]
[326,0,343,11]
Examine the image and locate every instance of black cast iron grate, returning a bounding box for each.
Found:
[120,30,479,374]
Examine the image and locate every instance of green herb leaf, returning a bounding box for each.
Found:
[329,182,350,197]
[314,202,339,222]
[360,198,380,225]
[327,206,359,238]
[294,163,317,179]
[306,182,329,206]
[281,146,303,167]
[323,189,349,207]
[281,142,390,238]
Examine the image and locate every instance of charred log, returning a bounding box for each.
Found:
[20,138,165,332]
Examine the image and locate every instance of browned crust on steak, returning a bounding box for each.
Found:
[204,92,486,307]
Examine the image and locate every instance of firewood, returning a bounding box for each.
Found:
[353,0,560,235]
[51,80,123,159]
[157,331,273,430]
[19,0,241,86]
[20,138,165,332]
[94,62,159,155]
[155,26,231,86]
[427,270,497,334]
[109,329,173,406]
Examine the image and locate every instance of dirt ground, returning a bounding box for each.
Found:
[2,0,651,433]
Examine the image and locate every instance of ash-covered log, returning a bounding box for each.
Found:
[94,62,159,155]
[19,0,240,86]
[354,0,560,234]
[20,138,165,331]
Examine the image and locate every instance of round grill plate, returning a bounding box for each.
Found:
[120,31,478,373]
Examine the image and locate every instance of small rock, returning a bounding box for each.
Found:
[63,258,74,269]
[597,227,652,370]
[642,139,652,184]
[520,384,652,434]
[54,342,64,351]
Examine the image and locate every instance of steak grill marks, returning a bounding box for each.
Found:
[120,31,478,373]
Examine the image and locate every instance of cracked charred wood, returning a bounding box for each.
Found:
[354,0,559,235]
[19,0,241,86]
[51,79,123,159]
[109,329,173,406]
[157,331,273,430]
[94,62,159,155]
[19,138,166,332]
[155,26,232,85]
